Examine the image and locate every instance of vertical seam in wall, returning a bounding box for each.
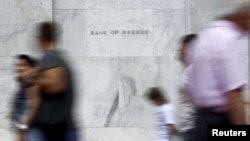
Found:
[52,0,55,21]
[86,10,89,56]
[184,0,189,34]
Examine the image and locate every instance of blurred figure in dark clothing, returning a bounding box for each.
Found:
[12,54,43,141]
[34,22,78,141]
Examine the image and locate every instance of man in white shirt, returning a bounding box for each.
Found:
[146,87,177,141]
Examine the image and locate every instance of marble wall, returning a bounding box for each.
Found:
[0,0,249,141]
[54,1,186,141]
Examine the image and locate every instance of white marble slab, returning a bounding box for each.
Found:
[153,9,186,56]
[108,56,182,127]
[54,10,88,56]
[54,9,186,57]
[0,128,15,141]
[0,1,16,25]
[0,25,42,57]
[0,57,18,128]
[0,0,52,57]
[84,127,154,141]
[15,0,52,25]
[187,0,215,33]
[64,55,182,128]
[0,25,19,56]
[0,0,51,27]
[66,57,119,128]
[117,0,185,9]
[86,10,153,56]
[187,0,248,33]
[54,0,117,10]
[188,0,248,19]
[54,0,185,10]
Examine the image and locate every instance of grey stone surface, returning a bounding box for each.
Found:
[0,0,249,140]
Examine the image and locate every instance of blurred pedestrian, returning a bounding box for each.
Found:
[33,22,78,141]
[145,87,177,141]
[185,6,250,141]
[176,34,197,141]
[11,54,43,141]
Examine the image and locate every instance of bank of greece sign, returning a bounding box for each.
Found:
[87,10,153,56]
[90,30,150,36]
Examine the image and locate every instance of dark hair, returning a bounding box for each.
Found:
[16,54,38,67]
[146,87,167,101]
[233,5,250,15]
[181,34,197,44]
[222,5,250,20]
[38,21,58,43]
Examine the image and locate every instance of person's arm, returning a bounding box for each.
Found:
[168,124,177,136]
[17,130,25,141]
[35,67,67,94]
[20,85,41,127]
[16,85,40,141]
[226,88,246,124]
[216,40,247,125]
[164,105,178,138]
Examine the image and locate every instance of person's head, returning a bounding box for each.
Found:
[37,21,58,51]
[178,34,197,64]
[15,54,38,82]
[145,87,168,106]
[225,5,250,31]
